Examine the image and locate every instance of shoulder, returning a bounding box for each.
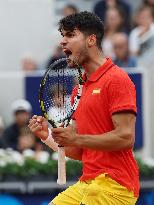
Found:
[107,65,135,87]
[3,123,18,136]
[108,65,129,79]
[129,27,141,37]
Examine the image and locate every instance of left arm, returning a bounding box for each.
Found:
[52,112,136,152]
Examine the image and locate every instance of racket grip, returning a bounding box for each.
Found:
[57,146,66,185]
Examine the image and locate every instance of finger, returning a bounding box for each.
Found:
[67,124,73,128]
[29,116,45,127]
[52,127,65,133]
[31,115,44,122]
[28,118,37,126]
[36,116,43,122]
[32,115,38,119]
[52,135,65,146]
[29,115,39,124]
[53,137,63,146]
[29,119,42,128]
[59,122,64,127]
[29,122,43,132]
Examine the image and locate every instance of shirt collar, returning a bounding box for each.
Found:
[83,58,114,82]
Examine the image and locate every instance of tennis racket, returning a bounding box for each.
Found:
[38,58,83,185]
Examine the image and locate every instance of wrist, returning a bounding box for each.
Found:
[41,135,51,143]
[40,128,51,141]
[40,134,48,141]
[41,129,58,152]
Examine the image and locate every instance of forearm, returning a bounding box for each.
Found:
[75,129,134,151]
[65,146,83,160]
[42,138,82,160]
[42,130,82,160]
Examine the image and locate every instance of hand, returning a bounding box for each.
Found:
[52,125,77,147]
[28,115,48,141]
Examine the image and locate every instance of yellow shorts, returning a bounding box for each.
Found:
[51,174,138,205]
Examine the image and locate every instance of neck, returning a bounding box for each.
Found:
[82,49,106,79]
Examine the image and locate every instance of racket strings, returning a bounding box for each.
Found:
[39,58,84,186]
[40,59,81,127]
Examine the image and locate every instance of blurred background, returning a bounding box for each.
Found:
[0,0,154,204]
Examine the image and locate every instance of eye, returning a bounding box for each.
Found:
[67,33,75,37]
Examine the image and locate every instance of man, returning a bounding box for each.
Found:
[62,4,79,17]
[112,32,137,68]
[93,0,131,33]
[3,99,32,150]
[28,11,139,205]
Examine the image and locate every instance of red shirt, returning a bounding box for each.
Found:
[72,58,140,197]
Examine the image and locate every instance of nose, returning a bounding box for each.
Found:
[60,36,67,47]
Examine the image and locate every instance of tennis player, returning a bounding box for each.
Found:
[28,11,139,205]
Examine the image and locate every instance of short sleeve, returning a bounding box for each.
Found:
[107,72,137,116]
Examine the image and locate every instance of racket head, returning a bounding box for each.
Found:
[39,58,82,128]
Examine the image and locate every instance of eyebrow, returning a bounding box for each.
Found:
[61,30,75,37]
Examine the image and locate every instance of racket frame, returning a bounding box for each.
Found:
[38,58,83,185]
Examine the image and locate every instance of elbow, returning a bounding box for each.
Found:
[126,139,134,150]
[121,131,135,150]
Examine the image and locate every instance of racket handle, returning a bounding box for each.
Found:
[57,146,66,185]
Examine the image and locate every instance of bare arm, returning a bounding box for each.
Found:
[75,112,136,151]
[28,116,82,160]
[52,112,136,151]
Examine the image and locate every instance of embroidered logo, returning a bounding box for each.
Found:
[92,88,101,94]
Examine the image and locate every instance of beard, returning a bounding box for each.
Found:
[67,46,88,68]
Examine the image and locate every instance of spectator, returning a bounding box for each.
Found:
[102,7,126,57]
[93,0,131,32]
[143,0,154,19]
[129,5,154,56]
[21,54,38,72]
[3,99,32,150]
[17,126,35,152]
[112,32,137,67]
[62,4,79,17]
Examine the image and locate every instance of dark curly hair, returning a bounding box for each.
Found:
[58,11,104,49]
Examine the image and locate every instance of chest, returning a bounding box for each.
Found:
[76,81,109,116]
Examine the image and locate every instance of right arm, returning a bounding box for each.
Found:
[28,115,82,160]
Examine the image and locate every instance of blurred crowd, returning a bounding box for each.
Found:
[19,0,154,73]
[0,0,154,154]
[0,100,41,153]
[93,0,154,68]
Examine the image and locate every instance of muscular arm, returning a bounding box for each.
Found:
[52,112,136,152]
[28,116,83,161]
[75,112,136,151]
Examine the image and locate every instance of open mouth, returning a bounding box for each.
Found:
[63,48,72,59]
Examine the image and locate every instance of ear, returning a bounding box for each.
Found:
[87,34,97,47]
